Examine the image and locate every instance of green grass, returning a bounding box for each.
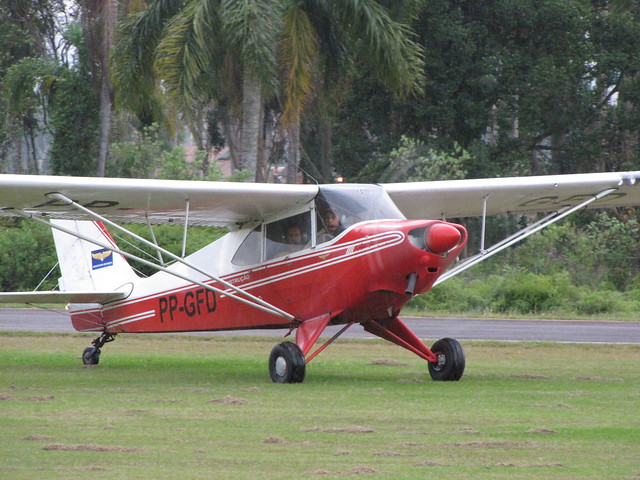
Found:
[1,333,639,479]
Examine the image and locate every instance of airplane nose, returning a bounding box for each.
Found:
[425,223,462,254]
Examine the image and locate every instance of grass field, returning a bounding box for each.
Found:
[1,332,639,479]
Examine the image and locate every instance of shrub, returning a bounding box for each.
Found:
[489,269,575,314]
[0,220,57,291]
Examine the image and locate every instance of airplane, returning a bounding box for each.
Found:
[0,171,639,383]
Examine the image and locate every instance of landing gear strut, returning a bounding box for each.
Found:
[82,331,117,366]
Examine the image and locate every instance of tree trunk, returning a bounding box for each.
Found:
[319,117,332,182]
[286,119,301,184]
[240,68,263,181]
[95,74,112,177]
[79,0,117,177]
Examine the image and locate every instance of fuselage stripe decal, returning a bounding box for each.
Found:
[106,310,156,328]
[72,231,406,317]
[220,232,405,296]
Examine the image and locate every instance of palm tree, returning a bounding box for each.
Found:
[279,0,425,183]
[114,0,282,178]
[112,0,424,182]
[78,0,120,177]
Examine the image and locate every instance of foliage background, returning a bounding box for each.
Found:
[1,1,640,317]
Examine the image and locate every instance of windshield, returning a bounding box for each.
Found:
[315,184,405,238]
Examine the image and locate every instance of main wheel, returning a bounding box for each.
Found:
[269,341,306,383]
[82,346,100,365]
[428,337,465,381]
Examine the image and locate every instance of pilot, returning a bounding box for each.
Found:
[274,224,305,257]
[317,206,345,242]
[284,224,303,246]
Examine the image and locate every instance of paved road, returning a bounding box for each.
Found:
[1,308,638,344]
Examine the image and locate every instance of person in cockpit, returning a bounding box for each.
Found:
[317,206,345,243]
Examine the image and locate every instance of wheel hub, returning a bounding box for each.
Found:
[275,356,288,377]
[432,353,446,371]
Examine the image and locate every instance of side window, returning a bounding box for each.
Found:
[265,212,311,260]
[232,225,262,266]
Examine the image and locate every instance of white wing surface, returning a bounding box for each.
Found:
[383,171,640,219]
[2,172,640,226]
[0,291,127,304]
[0,174,318,226]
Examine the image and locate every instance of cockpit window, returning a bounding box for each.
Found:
[232,224,262,266]
[265,211,311,260]
[233,185,406,264]
[232,211,313,265]
[315,184,405,243]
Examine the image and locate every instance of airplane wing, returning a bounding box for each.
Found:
[0,174,319,226]
[0,291,128,304]
[383,171,640,219]
[2,172,639,226]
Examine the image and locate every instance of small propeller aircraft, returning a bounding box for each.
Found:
[0,171,639,383]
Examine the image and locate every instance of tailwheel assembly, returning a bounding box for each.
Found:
[269,341,306,383]
[428,337,465,381]
[82,331,117,366]
[82,346,100,365]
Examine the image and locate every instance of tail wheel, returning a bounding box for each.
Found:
[269,341,306,384]
[428,337,465,381]
[82,346,100,365]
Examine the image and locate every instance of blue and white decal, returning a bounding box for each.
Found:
[91,248,114,270]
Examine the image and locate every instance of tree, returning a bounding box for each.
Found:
[113,0,425,182]
[0,0,67,173]
[331,0,640,181]
[278,0,425,183]
[78,0,120,177]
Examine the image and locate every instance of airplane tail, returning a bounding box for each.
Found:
[50,219,139,293]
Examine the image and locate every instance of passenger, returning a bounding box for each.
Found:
[317,207,345,243]
[284,224,303,247]
[275,224,305,257]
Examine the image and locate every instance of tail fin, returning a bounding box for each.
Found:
[50,220,138,292]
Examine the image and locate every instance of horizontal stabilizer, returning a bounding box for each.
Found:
[0,291,127,304]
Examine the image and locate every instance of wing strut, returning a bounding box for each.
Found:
[434,187,618,286]
[12,194,295,322]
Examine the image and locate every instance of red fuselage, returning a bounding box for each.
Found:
[70,220,467,334]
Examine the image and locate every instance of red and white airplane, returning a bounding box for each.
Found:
[0,171,639,383]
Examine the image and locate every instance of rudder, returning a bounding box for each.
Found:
[50,219,138,293]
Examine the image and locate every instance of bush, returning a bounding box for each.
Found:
[407,268,582,316]
[0,219,227,291]
[489,269,574,314]
[0,220,57,291]
[576,290,617,315]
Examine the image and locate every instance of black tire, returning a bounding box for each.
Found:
[269,341,306,383]
[428,337,465,381]
[82,346,100,365]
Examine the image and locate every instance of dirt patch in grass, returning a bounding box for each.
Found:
[454,441,531,448]
[347,467,377,474]
[527,427,557,434]
[415,461,444,467]
[1,393,55,401]
[302,425,374,434]
[263,437,287,444]
[22,435,55,441]
[24,395,55,401]
[373,451,415,457]
[369,359,408,367]
[208,395,247,405]
[511,374,553,380]
[308,466,378,475]
[42,443,144,453]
